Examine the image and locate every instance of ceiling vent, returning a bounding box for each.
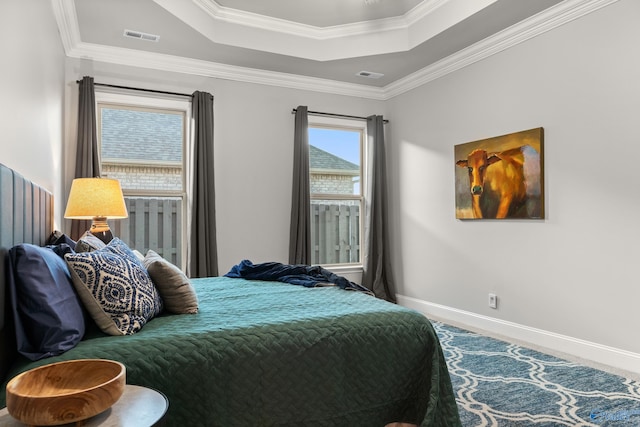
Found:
[123,29,160,42]
[356,71,384,79]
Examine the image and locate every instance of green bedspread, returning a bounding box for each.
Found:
[1,277,460,427]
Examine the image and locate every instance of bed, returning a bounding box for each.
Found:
[0,163,461,427]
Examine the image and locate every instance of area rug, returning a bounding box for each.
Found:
[432,322,640,426]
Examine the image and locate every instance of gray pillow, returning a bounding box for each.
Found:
[74,231,107,253]
[143,250,198,314]
[65,238,164,335]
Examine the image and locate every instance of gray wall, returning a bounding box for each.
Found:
[0,0,65,223]
[386,0,640,363]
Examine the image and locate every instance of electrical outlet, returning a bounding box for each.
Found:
[488,293,497,309]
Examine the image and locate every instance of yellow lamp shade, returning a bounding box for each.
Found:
[64,178,128,220]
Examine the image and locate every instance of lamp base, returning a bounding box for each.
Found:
[90,217,114,244]
[90,229,114,244]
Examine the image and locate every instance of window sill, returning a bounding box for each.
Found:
[320,264,362,274]
[319,265,364,284]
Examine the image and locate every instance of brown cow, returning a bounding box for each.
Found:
[456,147,527,219]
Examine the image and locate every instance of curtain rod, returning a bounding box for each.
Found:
[76,81,194,98]
[292,108,388,124]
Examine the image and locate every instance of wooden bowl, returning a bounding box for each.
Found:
[5,359,126,426]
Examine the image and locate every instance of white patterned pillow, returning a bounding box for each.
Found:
[64,238,164,335]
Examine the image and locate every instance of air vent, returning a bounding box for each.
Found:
[356,71,384,79]
[123,29,160,42]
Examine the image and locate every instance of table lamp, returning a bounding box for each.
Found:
[64,177,128,243]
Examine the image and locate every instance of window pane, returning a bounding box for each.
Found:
[308,126,362,266]
[100,107,183,192]
[310,199,361,265]
[98,102,186,268]
[309,128,360,195]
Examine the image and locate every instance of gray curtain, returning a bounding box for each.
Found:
[288,106,311,265]
[362,115,396,302]
[70,76,101,240]
[189,91,218,277]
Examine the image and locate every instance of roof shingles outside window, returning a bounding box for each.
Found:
[101,109,182,163]
[309,145,358,172]
[100,108,183,192]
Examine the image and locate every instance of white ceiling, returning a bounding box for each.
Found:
[53,0,608,99]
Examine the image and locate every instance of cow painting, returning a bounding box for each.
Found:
[454,128,544,219]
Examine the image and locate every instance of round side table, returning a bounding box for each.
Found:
[0,384,168,427]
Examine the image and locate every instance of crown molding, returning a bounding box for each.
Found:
[403,0,450,26]
[192,0,326,39]
[157,0,410,60]
[51,0,80,53]
[383,0,621,99]
[65,41,387,100]
[156,0,497,61]
[52,0,385,99]
[191,0,445,40]
[52,0,620,101]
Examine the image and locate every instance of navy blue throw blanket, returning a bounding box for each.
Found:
[225,260,374,295]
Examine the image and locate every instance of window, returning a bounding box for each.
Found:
[308,117,365,266]
[96,91,190,268]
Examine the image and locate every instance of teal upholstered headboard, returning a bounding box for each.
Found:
[0,163,53,382]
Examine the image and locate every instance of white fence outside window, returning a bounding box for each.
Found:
[111,196,182,266]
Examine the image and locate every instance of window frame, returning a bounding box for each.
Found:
[308,115,367,270]
[95,90,191,269]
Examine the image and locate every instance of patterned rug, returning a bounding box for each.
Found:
[432,322,640,426]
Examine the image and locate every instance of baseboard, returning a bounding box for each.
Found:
[397,294,640,377]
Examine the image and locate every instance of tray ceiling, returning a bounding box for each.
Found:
[54,0,613,99]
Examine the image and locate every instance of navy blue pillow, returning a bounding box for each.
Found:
[46,230,77,250]
[8,244,86,361]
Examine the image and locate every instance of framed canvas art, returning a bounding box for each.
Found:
[454,127,544,219]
